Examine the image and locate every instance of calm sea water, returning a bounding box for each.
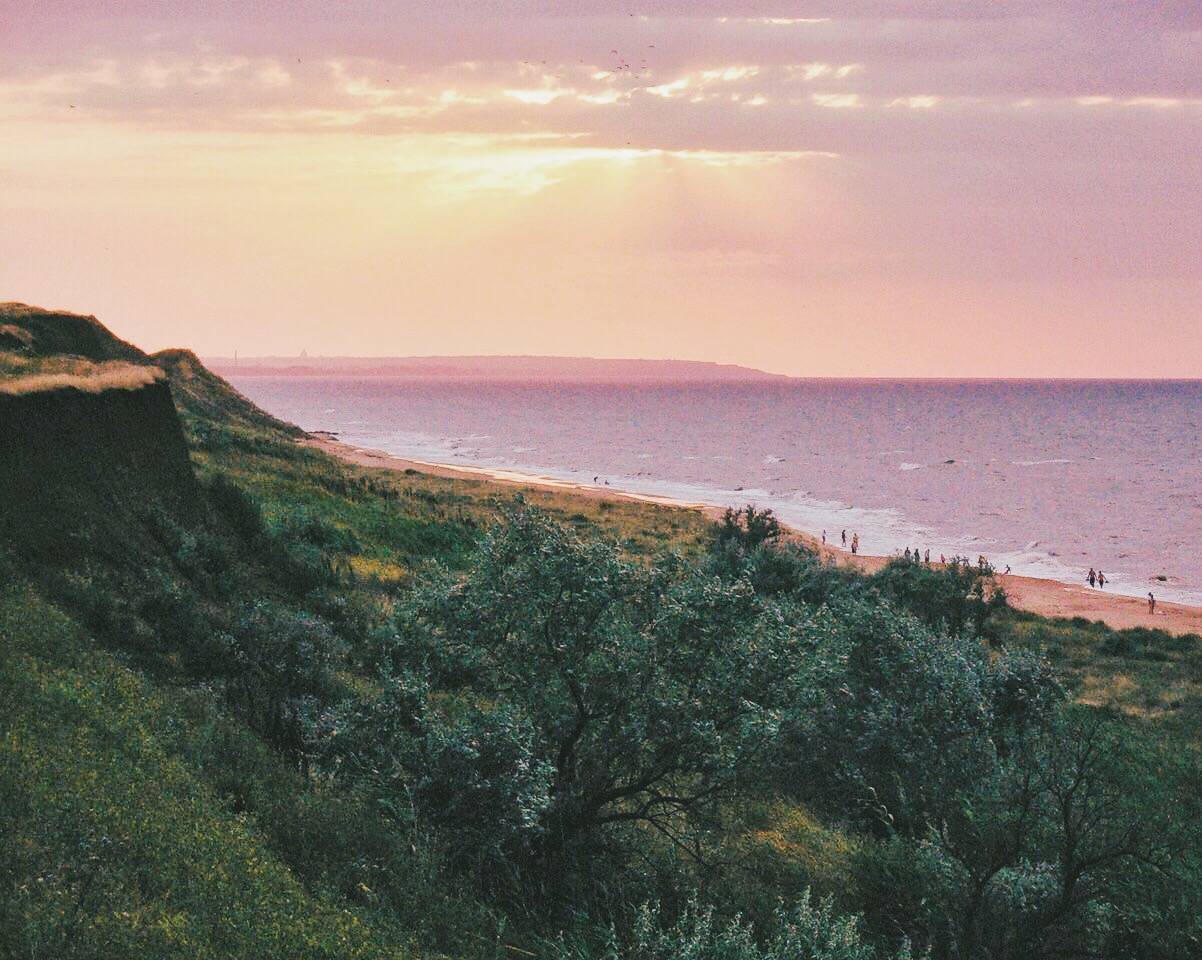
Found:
[227,376,1202,604]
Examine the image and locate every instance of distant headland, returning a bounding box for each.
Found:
[205,355,793,383]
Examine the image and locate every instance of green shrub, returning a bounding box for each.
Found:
[557,891,912,960]
[870,559,1005,637]
[225,601,345,755]
[777,598,1063,835]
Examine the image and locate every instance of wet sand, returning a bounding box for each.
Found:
[306,434,1202,637]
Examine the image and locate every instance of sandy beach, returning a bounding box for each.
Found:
[307,434,1202,637]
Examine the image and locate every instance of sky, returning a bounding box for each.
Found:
[2,1,1200,377]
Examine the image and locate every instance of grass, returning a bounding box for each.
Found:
[0,584,414,960]
[0,362,163,395]
[188,421,712,578]
[998,609,1202,742]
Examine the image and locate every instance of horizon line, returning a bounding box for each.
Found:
[203,354,1202,384]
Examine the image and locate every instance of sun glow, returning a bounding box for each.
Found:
[3,3,1199,375]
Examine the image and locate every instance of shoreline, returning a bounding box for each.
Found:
[306,433,1202,637]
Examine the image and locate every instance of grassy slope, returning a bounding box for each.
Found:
[0,585,407,960]
[1,303,1198,957]
[0,302,144,362]
[1000,609,1202,744]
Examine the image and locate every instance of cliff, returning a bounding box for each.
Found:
[0,377,199,565]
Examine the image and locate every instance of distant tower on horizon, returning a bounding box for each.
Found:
[300,348,308,359]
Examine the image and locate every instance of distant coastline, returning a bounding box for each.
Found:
[206,355,792,383]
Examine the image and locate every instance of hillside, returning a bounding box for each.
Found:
[0,302,145,362]
[0,305,718,959]
[0,303,300,441]
[152,347,303,438]
[2,305,1201,959]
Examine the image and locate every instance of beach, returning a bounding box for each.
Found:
[226,375,1202,608]
[307,433,1202,637]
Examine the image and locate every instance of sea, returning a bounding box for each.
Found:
[224,376,1202,605]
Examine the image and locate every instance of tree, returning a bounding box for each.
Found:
[224,600,344,756]
[870,559,1006,638]
[918,709,1192,959]
[776,599,1062,836]
[325,509,799,884]
[713,505,783,553]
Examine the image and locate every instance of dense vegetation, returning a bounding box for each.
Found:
[2,307,1201,959]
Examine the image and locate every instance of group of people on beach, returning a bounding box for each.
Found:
[821,529,860,554]
[910,549,1007,576]
[1088,568,1158,615]
[822,529,1009,575]
[818,530,1163,617]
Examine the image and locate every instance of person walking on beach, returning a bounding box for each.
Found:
[822,530,826,545]
[1097,570,1106,589]
[1148,592,1156,615]
[904,547,912,562]
[925,549,930,564]
[842,529,847,547]
[851,533,859,555]
[1088,568,1097,588]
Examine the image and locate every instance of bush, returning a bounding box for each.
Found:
[777,599,1063,835]
[712,505,783,553]
[870,559,1006,637]
[558,891,912,960]
[1099,626,1192,660]
[225,601,345,755]
[415,704,553,873]
[321,509,799,892]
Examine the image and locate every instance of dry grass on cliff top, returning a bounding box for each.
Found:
[0,359,164,395]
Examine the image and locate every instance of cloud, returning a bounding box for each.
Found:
[4,0,1201,150]
[888,95,939,109]
[4,0,1201,378]
[504,87,574,105]
[812,93,861,109]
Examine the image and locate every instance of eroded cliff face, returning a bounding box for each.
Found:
[0,379,199,564]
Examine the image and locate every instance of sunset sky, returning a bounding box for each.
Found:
[3,2,1200,376]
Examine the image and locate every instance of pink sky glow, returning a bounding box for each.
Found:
[2,1,1200,376]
